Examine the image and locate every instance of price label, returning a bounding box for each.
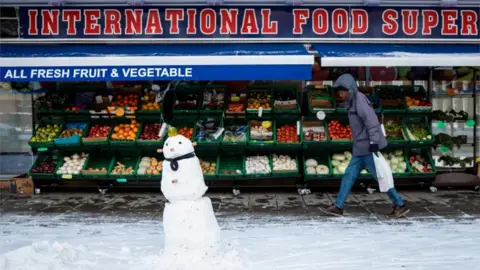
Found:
[436,121,445,129]
[37,147,48,152]
[61,174,72,179]
[440,146,450,153]
[116,178,127,183]
[466,120,476,127]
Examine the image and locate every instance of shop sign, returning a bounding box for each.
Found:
[17,7,480,41]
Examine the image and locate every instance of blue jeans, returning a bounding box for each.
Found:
[335,154,405,209]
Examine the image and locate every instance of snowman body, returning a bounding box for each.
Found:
[160,134,221,259]
[161,135,208,202]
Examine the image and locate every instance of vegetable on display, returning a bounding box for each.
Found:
[227,94,246,113]
[434,133,463,150]
[331,151,353,174]
[111,162,135,175]
[303,121,327,142]
[137,157,162,175]
[276,124,299,143]
[382,150,408,174]
[56,153,88,175]
[175,93,197,110]
[384,119,405,140]
[309,88,333,110]
[202,89,225,111]
[272,154,297,172]
[305,158,329,175]
[195,118,223,142]
[250,121,273,142]
[432,110,468,122]
[405,123,432,141]
[223,124,247,143]
[274,91,297,110]
[328,120,352,140]
[200,160,217,175]
[247,91,271,110]
[409,152,434,173]
[437,156,474,168]
[246,155,271,174]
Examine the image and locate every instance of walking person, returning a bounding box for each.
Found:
[321,74,410,218]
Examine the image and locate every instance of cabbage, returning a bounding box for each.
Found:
[344,151,352,160]
[337,163,348,174]
[331,160,341,167]
[332,154,346,161]
[394,150,403,157]
[398,161,407,171]
[333,168,340,174]
[360,169,368,174]
[390,157,399,165]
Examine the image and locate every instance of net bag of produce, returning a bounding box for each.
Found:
[373,152,394,192]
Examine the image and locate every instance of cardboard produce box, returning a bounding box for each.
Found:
[10,175,34,195]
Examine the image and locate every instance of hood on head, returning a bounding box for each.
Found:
[333,74,358,94]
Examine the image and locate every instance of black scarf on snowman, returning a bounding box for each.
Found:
[165,152,196,171]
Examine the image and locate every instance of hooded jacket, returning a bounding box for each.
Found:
[333,74,387,156]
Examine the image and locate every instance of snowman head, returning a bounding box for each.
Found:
[163,135,195,159]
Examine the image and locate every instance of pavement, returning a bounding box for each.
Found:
[1,188,480,222]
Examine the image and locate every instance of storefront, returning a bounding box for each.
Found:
[1,5,479,192]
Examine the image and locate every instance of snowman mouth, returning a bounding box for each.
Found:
[165,152,196,171]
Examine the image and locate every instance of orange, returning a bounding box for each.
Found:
[131,119,137,124]
[114,127,120,132]
[133,127,138,132]
[116,108,125,117]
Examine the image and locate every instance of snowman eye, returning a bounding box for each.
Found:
[178,141,182,144]
[165,143,168,146]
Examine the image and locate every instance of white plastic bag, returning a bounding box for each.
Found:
[372,152,394,192]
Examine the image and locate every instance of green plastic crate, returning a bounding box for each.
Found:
[303,155,332,180]
[197,154,219,180]
[245,86,272,115]
[109,119,141,145]
[275,118,302,148]
[136,119,164,146]
[306,85,336,113]
[272,84,300,114]
[29,121,63,149]
[248,119,275,145]
[217,154,245,180]
[245,155,272,177]
[82,120,113,146]
[194,116,224,146]
[401,85,433,113]
[375,85,407,113]
[381,117,409,144]
[108,156,140,178]
[54,122,88,148]
[199,85,227,114]
[409,149,436,176]
[135,156,163,180]
[222,117,248,146]
[403,117,434,145]
[82,156,114,178]
[271,154,299,177]
[29,154,60,180]
[54,153,90,179]
[302,119,330,148]
[327,118,353,144]
[170,116,197,141]
[173,86,200,114]
[380,150,412,177]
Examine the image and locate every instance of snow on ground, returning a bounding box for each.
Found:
[1,214,480,270]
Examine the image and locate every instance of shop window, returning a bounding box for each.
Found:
[0,7,19,38]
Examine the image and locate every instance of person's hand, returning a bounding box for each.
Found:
[369,143,379,153]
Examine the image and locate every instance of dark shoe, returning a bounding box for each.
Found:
[386,205,410,218]
[320,205,344,217]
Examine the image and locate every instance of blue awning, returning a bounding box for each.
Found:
[0,44,314,82]
[312,44,480,67]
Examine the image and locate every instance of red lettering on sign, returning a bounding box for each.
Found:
[186,9,197,34]
[200,9,216,35]
[220,9,238,34]
[402,10,419,35]
[261,9,278,34]
[241,9,259,34]
[351,9,368,34]
[382,9,399,35]
[41,9,59,35]
[165,9,184,34]
[312,9,328,35]
[292,9,309,34]
[332,8,348,35]
[83,9,101,35]
[461,10,478,36]
[125,9,143,35]
[62,10,80,35]
[421,10,438,35]
[28,10,38,35]
[145,9,163,35]
[441,10,458,35]
[104,9,121,35]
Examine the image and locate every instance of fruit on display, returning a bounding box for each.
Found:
[83,167,107,174]
[250,120,273,141]
[58,127,84,138]
[273,91,297,110]
[276,124,299,143]
[382,150,408,173]
[202,89,225,110]
[328,120,352,140]
[56,153,88,175]
[111,120,140,141]
[86,125,110,138]
[175,93,197,110]
[66,105,87,111]
[195,118,222,142]
[384,119,405,140]
[305,158,329,175]
[112,94,139,107]
[111,162,135,175]
[405,96,432,108]
[200,160,216,175]
[247,92,271,110]
[272,154,297,171]
[246,155,271,174]
[409,152,434,173]
[223,124,247,142]
[405,123,432,140]
[30,124,61,143]
[137,157,162,175]
[31,158,57,173]
[331,151,353,174]
[139,123,162,141]
[177,127,194,139]
[140,90,161,111]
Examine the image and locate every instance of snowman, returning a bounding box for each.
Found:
[158,130,221,260]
